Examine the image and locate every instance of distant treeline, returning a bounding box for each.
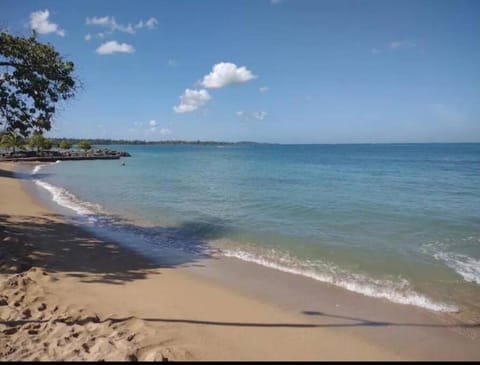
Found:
[48,139,261,146]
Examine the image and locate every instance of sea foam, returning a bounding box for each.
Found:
[222,248,458,312]
[31,164,102,220]
[434,251,480,286]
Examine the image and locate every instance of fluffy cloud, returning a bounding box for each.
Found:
[86,16,158,35]
[135,17,158,30]
[84,33,92,41]
[149,120,158,127]
[237,111,268,121]
[87,16,111,26]
[201,62,257,89]
[96,41,135,55]
[30,10,65,36]
[389,40,416,49]
[145,17,158,29]
[174,89,211,113]
[86,16,134,34]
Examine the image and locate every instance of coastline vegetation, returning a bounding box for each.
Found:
[47,138,261,146]
[0,31,77,154]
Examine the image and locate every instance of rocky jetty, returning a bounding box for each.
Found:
[0,148,131,162]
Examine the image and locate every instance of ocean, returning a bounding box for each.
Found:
[26,143,480,316]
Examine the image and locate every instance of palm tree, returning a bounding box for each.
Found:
[0,131,24,154]
[28,131,46,153]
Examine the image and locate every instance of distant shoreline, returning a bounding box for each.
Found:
[44,139,479,146]
[46,138,264,146]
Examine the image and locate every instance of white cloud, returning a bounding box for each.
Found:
[253,111,267,120]
[150,126,172,135]
[96,41,135,55]
[201,62,257,89]
[371,40,416,55]
[85,33,92,41]
[87,16,157,35]
[389,40,416,49]
[259,86,269,93]
[134,17,158,30]
[145,17,158,29]
[86,16,134,34]
[158,128,171,136]
[237,111,268,121]
[87,16,111,26]
[174,89,211,113]
[30,10,65,36]
[130,121,172,137]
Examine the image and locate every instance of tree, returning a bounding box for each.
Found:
[0,130,24,153]
[77,140,91,151]
[59,140,71,149]
[28,130,47,153]
[0,31,77,137]
[42,138,52,150]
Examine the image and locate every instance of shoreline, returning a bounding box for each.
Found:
[1,161,480,360]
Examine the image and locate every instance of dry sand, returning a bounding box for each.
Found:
[1,161,479,360]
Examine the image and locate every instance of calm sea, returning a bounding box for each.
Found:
[27,143,480,315]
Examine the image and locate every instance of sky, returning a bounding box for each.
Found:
[1,0,479,143]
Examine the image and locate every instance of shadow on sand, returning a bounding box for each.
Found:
[1,211,479,334]
[2,312,479,331]
[0,213,221,285]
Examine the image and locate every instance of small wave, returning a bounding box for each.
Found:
[31,163,104,219]
[222,248,458,312]
[31,161,60,175]
[422,240,480,286]
[434,252,480,286]
[31,164,48,175]
[34,180,103,219]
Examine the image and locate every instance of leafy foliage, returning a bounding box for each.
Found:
[58,140,71,149]
[77,140,91,151]
[0,31,77,137]
[0,130,25,153]
[28,130,50,152]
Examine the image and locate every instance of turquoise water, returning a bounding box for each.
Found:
[29,144,480,314]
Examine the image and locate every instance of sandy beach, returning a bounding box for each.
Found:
[1,161,479,361]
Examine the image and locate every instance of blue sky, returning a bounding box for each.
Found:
[1,0,479,143]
